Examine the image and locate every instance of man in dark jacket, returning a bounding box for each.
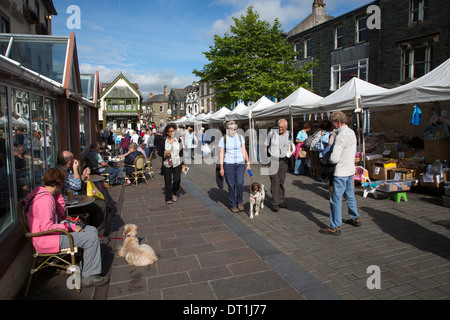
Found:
[123,143,142,185]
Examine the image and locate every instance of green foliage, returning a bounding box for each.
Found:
[193,6,316,106]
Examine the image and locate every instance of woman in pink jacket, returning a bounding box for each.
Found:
[25,168,108,288]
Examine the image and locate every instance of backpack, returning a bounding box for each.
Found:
[303,131,322,150]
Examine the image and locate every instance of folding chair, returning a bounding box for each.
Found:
[124,155,148,187]
[145,151,155,180]
[18,200,81,298]
[85,157,111,188]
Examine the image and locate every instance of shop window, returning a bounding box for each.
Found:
[30,93,44,187]
[79,106,86,151]
[12,89,33,205]
[0,85,15,239]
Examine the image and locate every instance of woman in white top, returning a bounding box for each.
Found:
[219,121,251,213]
[157,124,185,204]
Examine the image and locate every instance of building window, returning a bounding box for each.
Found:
[331,59,368,91]
[335,25,344,49]
[304,37,312,58]
[402,46,431,80]
[410,0,429,24]
[356,16,367,43]
[112,100,118,111]
[1,16,10,33]
[160,106,163,112]
[293,42,302,61]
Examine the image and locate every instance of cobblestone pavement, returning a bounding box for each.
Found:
[184,162,450,300]
[23,161,450,301]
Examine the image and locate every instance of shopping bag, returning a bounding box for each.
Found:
[87,178,105,200]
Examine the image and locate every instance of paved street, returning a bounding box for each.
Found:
[23,160,450,301]
[184,162,450,300]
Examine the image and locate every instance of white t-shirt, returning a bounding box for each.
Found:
[219,134,245,164]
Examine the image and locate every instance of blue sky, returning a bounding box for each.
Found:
[51,0,373,98]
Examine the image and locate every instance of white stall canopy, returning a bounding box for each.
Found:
[361,58,450,108]
[316,77,389,112]
[252,87,322,119]
[225,102,248,121]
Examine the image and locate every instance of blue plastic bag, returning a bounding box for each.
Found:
[410,105,422,126]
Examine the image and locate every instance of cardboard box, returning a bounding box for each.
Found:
[371,161,398,180]
[424,139,450,164]
[419,173,444,188]
[388,168,416,180]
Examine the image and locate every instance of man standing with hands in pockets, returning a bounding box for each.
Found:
[264,119,293,212]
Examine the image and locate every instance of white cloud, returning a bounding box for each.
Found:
[80,63,197,99]
[207,0,312,37]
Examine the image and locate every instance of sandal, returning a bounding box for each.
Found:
[172,195,177,202]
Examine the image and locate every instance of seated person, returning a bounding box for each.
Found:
[86,142,122,185]
[100,142,111,160]
[56,151,108,235]
[123,143,142,186]
[24,168,109,288]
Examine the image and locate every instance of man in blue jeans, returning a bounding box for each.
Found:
[86,142,122,186]
[320,111,361,236]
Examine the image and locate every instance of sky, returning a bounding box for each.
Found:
[51,0,373,99]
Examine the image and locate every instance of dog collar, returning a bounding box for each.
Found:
[126,235,136,238]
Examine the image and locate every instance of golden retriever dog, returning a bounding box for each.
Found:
[249,182,265,220]
[118,224,158,266]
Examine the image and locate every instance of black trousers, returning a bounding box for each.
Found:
[162,165,182,201]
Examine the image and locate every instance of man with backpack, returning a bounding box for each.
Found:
[264,119,294,212]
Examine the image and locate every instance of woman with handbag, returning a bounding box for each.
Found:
[294,123,311,175]
[25,168,108,288]
[157,124,185,204]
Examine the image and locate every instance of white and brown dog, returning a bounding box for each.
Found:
[118,224,158,266]
[249,182,265,219]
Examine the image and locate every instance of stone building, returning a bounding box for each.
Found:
[168,88,187,122]
[0,0,57,35]
[143,85,169,126]
[288,0,450,96]
[198,82,217,114]
[185,81,199,117]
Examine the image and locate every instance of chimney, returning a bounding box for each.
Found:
[312,0,324,10]
[149,93,153,99]
[164,85,168,97]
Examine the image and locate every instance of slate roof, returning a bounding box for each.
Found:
[103,86,138,99]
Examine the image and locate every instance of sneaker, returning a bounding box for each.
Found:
[345,218,361,227]
[166,200,173,204]
[230,207,239,213]
[319,227,341,236]
[237,203,244,211]
[279,203,287,209]
[82,275,109,288]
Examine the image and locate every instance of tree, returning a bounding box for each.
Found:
[193,6,316,107]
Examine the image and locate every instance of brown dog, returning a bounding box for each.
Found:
[249,182,265,219]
